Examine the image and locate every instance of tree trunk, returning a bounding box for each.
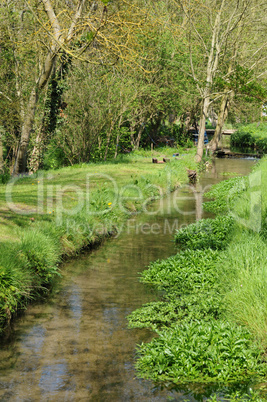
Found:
[104,120,115,161]
[13,50,57,175]
[0,134,4,173]
[209,90,234,151]
[196,93,209,163]
[114,115,123,158]
[12,0,86,175]
[130,125,135,149]
[13,88,39,175]
[133,124,144,150]
[194,1,224,163]
[28,130,44,173]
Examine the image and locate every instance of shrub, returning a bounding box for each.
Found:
[0,165,11,184]
[230,123,267,154]
[231,131,254,148]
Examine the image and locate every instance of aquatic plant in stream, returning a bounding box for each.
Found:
[140,249,220,294]
[135,320,266,384]
[203,176,248,214]
[128,290,222,330]
[128,249,222,329]
[175,215,234,250]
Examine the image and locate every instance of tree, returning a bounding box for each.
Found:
[176,0,267,161]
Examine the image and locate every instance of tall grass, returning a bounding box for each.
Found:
[203,157,267,347]
[220,231,267,347]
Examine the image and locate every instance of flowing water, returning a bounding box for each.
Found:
[0,159,257,402]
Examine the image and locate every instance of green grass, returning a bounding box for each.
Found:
[220,231,267,348]
[0,147,197,334]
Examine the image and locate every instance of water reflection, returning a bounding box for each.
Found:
[0,159,257,401]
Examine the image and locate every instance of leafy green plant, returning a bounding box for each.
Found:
[136,320,266,384]
[203,177,247,214]
[128,290,222,330]
[230,123,267,154]
[140,249,220,293]
[175,215,234,250]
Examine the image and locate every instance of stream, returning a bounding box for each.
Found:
[0,158,257,401]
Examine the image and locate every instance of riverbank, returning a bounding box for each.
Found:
[0,147,197,335]
[128,157,267,400]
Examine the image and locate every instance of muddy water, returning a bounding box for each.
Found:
[0,159,256,401]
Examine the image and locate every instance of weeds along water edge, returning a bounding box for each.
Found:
[128,156,267,401]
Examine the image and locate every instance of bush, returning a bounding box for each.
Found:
[230,123,267,153]
[231,131,254,148]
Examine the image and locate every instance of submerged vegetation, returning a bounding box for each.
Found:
[128,157,267,400]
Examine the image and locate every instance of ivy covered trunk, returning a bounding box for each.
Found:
[0,134,3,173]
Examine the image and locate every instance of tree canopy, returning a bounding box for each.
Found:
[0,0,266,173]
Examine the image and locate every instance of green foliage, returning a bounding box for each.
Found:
[175,215,234,250]
[0,166,10,184]
[43,139,68,170]
[136,320,265,384]
[128,291,222,330]
[140,249,220,294]
[231,123,267,153]
[203,176,248,214]
[128,249,222,330]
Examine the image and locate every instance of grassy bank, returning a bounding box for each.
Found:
[0,147,197,335]
[128,157,267,401]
